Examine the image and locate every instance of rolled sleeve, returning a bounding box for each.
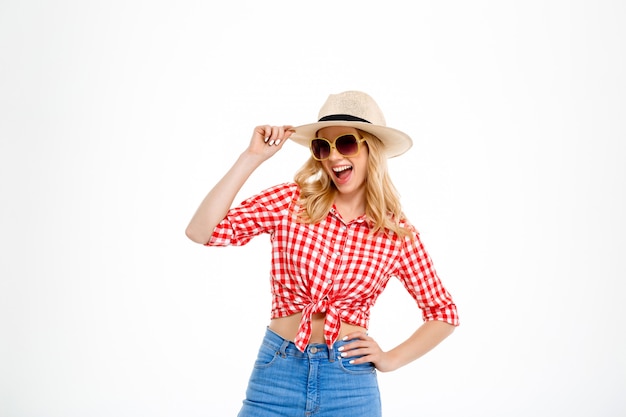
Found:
[396,229,459,327]
[205,182,298,247]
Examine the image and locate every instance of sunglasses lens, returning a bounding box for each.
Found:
[311,139,330,160]
[335,135,359,156]
[311,134,360,160]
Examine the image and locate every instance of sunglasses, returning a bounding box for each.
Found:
[309,133,367,161]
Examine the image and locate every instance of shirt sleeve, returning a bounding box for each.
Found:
[206,182,297,247]
[395,227,459,326]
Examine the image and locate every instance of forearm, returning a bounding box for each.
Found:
[185,125,293,244]
[385,320,455,371]
[185,151,265,244]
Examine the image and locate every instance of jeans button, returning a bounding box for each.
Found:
[310,347,318,354]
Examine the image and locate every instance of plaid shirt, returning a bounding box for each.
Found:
[208,182,458,352]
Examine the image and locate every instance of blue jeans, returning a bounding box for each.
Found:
[237,327,381,417]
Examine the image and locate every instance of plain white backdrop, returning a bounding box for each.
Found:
[1,1,625,416]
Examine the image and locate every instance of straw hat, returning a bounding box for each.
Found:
[290,91,413,158]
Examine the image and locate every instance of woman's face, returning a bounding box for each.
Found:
[315,126,369,197]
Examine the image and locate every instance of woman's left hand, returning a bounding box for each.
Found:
[338,332,397,372]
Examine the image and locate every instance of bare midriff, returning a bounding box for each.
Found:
[269,312,367,345]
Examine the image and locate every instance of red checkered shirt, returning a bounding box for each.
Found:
[207,182,458,352]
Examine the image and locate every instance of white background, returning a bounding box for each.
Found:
[1,1,625,416]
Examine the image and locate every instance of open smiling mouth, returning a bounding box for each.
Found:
[332,165,353,180]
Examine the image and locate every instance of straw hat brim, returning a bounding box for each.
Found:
[290,121,413,158]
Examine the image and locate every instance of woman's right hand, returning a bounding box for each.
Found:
[246,125,295,161]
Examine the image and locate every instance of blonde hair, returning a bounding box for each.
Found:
[293,130,412,239]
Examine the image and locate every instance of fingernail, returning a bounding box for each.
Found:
[337,346,344,352]
[275,139,281,145]
[341,352,347,357]
[342,336,348,341]
[349,360,355,364]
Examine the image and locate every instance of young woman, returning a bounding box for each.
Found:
[186,91,459,417]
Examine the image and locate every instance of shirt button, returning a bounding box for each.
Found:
[310,347,318,354]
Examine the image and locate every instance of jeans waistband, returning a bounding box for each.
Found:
[263,327,349,362]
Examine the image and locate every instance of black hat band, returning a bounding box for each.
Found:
[318,114,371,124]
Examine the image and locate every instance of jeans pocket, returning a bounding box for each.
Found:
[252,342,281,369]
[337,357,376,375]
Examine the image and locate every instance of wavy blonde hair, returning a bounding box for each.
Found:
[293,130,412,239]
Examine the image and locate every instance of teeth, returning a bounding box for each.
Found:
[332,166,352,173]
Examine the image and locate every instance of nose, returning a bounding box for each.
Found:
[327,145,342,160]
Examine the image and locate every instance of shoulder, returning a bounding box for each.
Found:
[257,182,300,200]
[397,217,418,235]
[244,182,300,209]
[393,217,422,246]
[267,182,299,194]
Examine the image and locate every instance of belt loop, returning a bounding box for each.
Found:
[328,344,335,362]
[278,339,289,358]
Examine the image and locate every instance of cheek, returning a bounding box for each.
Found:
[321,162,333,176]
[356,153,370,171]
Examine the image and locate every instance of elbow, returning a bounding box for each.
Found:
[423,319,456,339]
[445,322,456,337]
[185,225,209,245]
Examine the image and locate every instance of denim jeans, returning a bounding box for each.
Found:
[237,327,381,417]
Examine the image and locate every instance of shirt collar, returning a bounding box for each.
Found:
[329,206,369,226]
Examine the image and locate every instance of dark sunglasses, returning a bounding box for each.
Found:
[309,133,367,161]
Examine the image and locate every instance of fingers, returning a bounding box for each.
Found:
[256,125,295,146]
[263,125,281,146]
[341,331,370,343]
[337,332,397,370]
[338,332,382,364]
[249,125,295,158]
[284,125,296,140]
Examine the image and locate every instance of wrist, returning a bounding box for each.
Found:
[238,149,267,167]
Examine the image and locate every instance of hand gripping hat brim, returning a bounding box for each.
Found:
[290,91,413,158]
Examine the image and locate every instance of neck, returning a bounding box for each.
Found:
[333,193,366,223]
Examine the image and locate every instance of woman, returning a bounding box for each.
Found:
[186,91,459,416]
